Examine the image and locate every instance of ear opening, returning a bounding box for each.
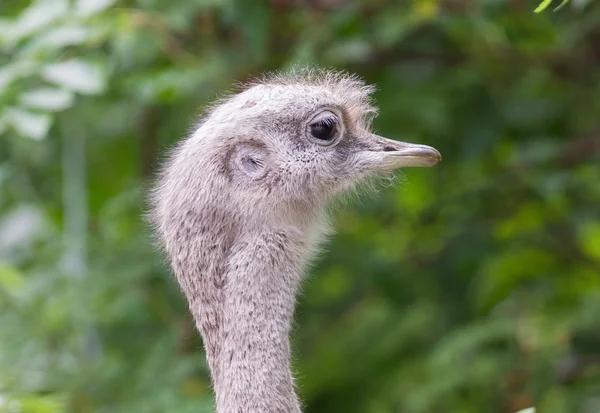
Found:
[240,154,264,175]
[231,143,269,180]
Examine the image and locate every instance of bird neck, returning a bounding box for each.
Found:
[212,227,306,413]
[175,215,316,413]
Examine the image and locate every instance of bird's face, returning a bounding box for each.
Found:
[179,72,441,224]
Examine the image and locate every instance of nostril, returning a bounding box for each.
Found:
[383,146,397,152]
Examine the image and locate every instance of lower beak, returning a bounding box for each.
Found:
[373,135,442,169]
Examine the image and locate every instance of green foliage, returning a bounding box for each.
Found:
[535,0,569,12]
[1,0,600,412]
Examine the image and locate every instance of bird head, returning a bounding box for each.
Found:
[152,69,441,233]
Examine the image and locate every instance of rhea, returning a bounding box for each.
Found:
[150,70,441,413]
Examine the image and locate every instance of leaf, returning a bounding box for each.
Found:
[412,0,439,18]
[41,60,106,95]
[0,264,25,297]
[3,107,52,140]
[0,18,12,44]
[21,26,90,54]
[534,0,554,12]
[0,61,37,89]
[579,222,600,261]
[5,0,69,46]
[430,319,514,369]
[18,394,66,413]
[474,248,557,310]
[553,0,570,10]
[534,0,570,12]
[19,88,74,111]
[0,205,47,252]
[74,0,116,17]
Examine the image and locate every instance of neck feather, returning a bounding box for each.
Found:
[214,229,305,413]
[170,213,312,413]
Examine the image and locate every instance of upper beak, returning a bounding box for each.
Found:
[371,135,442,169]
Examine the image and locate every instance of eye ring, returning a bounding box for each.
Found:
[306,110,343,146]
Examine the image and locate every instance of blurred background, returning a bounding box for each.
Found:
[1,0,600,412]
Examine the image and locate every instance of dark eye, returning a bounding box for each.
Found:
[309,116,338,142]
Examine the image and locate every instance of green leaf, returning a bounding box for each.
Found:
[553,0,570,10]
[3,107,52,140]
[0,18,12,44]
[579,222,600,261]
[534,0,554,12]
[0,263,25,297]
[41,60,106,95]
[18,394,66,413]
[5,0,69,46]
[0,61,37,89]
[20,26,90,54]
[430,319,514,369]
[534,0,570,12]
[74,0,116,17]
[19,88,74,111]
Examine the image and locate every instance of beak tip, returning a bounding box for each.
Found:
[413,147,442,167]
[371,135,442,169]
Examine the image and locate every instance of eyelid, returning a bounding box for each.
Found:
[312,115,338,127]
[310,110,339,124]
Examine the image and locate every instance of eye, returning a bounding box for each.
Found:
[307,110,341,146]
[310,117,337,141]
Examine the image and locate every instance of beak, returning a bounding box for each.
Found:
[369,134,442,170]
